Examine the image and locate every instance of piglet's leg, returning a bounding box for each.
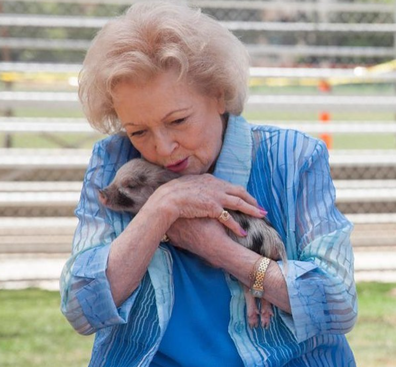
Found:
[243,286,260,328]
[260,298,274,329]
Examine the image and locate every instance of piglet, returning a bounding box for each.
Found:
[99,158,287,329]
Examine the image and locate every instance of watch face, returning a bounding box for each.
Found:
[250,288,264,298]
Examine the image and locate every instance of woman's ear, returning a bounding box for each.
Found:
[216,91,226,114]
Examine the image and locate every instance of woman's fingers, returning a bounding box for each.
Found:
[225,183,258,207]
[217,209,247,237]
[223,195,267,219]
[159,174,267,220]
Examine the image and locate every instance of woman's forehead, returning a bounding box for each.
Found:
[113,82,197,127]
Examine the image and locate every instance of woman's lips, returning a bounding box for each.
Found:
[166,158,189,173]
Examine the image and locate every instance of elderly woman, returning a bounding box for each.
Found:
[60,1,358,366]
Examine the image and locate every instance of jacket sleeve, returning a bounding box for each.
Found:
[276,138,358,342]
[59,137,141,335]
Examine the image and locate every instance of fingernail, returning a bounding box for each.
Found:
[259,209,268,216]
[240,229,248,236]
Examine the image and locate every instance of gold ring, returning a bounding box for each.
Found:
[218,210,231,222]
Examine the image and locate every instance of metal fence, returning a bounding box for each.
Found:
[1,0,396,66]
[0,0,395,250]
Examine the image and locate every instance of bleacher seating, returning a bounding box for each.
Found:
[0,0,395,260]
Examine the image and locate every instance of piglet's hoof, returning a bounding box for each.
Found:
[260,299,274,329]
[247,308,260,329]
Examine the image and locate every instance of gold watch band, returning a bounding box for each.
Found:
[250,257,270,298]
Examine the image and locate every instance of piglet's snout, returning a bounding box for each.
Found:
[98,189,108,206]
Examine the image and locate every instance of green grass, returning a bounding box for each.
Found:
[243,109,396,122]
[331,134,396,150]
[3,130,394,150]
[249,83,396,96]
[0,283,395,366]
[0,132,104,149]
[347,282,396,367]
[243,110,396,150]
[0,289,93,367]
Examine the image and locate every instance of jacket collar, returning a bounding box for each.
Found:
[213,114,252,189]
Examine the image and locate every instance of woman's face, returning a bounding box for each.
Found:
[112,71,226,175]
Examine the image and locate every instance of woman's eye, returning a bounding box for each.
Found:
[172,118,185,125]
[130,130,146,137]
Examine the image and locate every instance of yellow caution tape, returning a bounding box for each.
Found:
[0,71,77,84]
[2,59,396,88]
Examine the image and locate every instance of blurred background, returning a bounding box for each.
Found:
[0,1,395,366]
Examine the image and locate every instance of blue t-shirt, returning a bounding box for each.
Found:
[151,246,244,367]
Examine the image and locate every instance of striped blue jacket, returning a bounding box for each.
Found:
[60,115,357,366]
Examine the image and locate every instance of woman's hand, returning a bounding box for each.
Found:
[166,217,228,266]
[146,174,266,237]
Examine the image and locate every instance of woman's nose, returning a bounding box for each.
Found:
[154,134,178,157]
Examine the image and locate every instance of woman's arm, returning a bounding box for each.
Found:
[60,136,140,334]
[166,218,291,314]
[278,139,357,342]
[106,200,175,306]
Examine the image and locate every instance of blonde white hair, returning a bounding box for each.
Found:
[79,0,250,134]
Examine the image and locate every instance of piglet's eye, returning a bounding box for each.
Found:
[121,180,137,189]
[137,174,147,183]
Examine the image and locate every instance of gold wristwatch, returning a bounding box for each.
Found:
[250,257,270,298]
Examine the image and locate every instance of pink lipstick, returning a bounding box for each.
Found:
[166,158,189,173]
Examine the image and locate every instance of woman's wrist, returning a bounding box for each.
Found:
[207,238,291,313]
[205,235,258,280]
[249,256,271,298]
[141,186,180,227]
